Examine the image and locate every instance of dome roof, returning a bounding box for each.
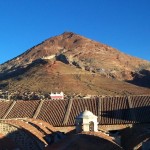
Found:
[46,132,123,150]
[76,110,97,119]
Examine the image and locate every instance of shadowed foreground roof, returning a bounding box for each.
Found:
[121,127,150,150]
[45,132,123,150]
[0,118,57,147]
[0,133,16,150]
[0,95,150,126]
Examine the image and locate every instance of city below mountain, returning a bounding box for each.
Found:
[0,32,150,97]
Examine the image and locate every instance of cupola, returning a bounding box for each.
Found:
[75,110,98,133]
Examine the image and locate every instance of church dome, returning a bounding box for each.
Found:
[76,110,97,119]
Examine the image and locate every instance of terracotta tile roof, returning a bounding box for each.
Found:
[0,118,61,149]
[23,118,56,134]
[0,95,150,126]
[6,100,40,118]
[3,119,47,145]
[131,95,150,123]
[67,98,98,125]
[81,131,116,143]
[0,101,13,118]
[37,99,69,126]
[46,131,123,150]
[100,96,130,124]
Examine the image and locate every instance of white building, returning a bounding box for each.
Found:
[50,92,64,100]
[75,110,98,133]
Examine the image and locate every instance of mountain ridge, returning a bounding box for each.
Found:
[0,32,150,96]
[1,32,149,80]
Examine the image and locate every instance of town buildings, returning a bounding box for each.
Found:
[0,95,150,149]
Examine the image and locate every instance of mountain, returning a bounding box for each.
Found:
[0,32,150,96]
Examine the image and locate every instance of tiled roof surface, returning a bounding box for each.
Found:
[67,98,98,125]
[6,100,40,118]
[0,95,150,126]
[100,96,132,124]
[3,119,47,145]
[37,99,69,126]
[46,131,123,150]
[24,118,56,133]
[131,95,150,123]
[81,131,116,144]
[0,101,13,118]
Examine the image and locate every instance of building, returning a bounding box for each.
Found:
[50,92,64,100]
[0,95,150,149]
[75,110,98,133]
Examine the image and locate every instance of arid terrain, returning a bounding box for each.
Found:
[0,32,150,96]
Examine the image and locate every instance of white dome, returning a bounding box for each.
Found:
[76,110,97,119]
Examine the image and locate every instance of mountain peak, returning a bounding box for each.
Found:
[0,32,150,95]
[0,32,149,81]
[62,31,76,35]
[60,31,83,40]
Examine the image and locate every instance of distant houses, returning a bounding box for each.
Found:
[0,90,65,101]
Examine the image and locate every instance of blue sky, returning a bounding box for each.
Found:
[0,0,150,64]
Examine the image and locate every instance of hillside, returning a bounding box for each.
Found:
[0,59,150,96]
[0,32,150,96]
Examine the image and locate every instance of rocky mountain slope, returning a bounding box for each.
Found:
[0,32,150,96]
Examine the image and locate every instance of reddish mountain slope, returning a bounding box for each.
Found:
[0,32,150,96]
[1,32,149,80]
